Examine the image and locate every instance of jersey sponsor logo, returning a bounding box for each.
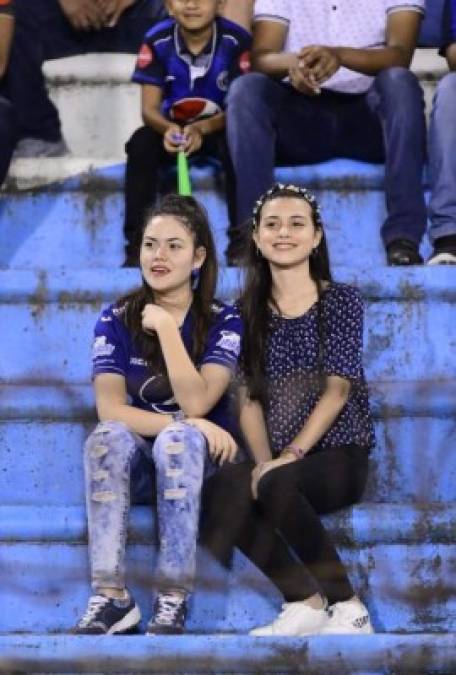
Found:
[139,375,177,413]
[170,97,221,122]
[216,70,229,91]
[239,50,251,73]
[137,43,153,69]
[92,336,116,359]
[216,330,241,355]
[130,357,147,366]
[101,315,112,322]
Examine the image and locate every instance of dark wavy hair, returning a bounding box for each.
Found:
[118,194,218,374]
[239,184,333,403]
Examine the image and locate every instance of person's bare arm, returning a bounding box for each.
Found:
[95,373,173,436]
[141,84,185,153]
[238,387,273,465]
[0,15,14,79]
[300,10,422,85]
[447,43,456,70]
[251,18,297,77]
[221,0,254,32]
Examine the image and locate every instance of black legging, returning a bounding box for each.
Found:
[200,445,368,605]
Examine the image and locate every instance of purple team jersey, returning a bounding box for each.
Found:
[92,299,243,437]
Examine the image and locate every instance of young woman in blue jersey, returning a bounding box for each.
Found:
[237,183,376,635]
[74,194,243,636]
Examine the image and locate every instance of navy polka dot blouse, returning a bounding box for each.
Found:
[263,283,375,456]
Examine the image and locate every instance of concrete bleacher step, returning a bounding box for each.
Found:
[1,266,454,384]
[1,381,455,505]
[1,634,455,674]
[39,49,447,158]
[2,158,435,269]
[1,502,455,635]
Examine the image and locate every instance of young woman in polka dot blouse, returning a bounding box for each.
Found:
[238,183,376,636]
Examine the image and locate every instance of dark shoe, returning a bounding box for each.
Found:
[427,235,456,265]
[72,593,141,635]
[386,239,423,266]
[146,592,187,635]
[427,250,456,265]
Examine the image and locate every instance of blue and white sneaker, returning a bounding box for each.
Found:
[146,592,187,635]
[73,593,141,635]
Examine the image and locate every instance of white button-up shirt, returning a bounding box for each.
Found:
[254,0,425,93]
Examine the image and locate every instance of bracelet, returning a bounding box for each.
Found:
[282,444,306,460]
[171,410,186,422]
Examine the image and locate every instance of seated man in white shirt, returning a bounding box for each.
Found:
[225,0,426,266]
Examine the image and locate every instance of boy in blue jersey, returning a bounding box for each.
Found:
[123,0,251,266]
[0,0,15,185]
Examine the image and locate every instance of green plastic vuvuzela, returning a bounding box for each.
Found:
[177,151,192,196]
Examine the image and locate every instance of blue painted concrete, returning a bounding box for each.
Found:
[1,267,455,384]
[0,160,433,268]
[0,634,455,674]
[1,541,455,634]
[1,384,455,504]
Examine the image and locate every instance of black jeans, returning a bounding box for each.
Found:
[124,125,237,255]
[5,0,166,141]
[201,445,369,605]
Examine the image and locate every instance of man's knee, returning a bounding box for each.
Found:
[434,72,456,109]
[375,67,422,102]
[227,72,274,112]
[125,125,161,160]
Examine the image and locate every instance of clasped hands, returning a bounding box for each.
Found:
[289,45,341,95]
[59,0,135,31]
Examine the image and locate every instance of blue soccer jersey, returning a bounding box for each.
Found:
[132,16,251,123]
[91,299,243,437]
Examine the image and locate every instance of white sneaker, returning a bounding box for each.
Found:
[320,598,373,635]
[249,601,329,636]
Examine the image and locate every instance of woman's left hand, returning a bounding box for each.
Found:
[142,304,174,334]
[251,454,296,499]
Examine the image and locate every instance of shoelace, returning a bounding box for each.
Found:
[154,594,184,626]
[78,595,110,627]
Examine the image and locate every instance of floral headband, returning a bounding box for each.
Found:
[252,183,323,229]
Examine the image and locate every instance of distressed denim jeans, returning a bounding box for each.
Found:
[84,420,212,594]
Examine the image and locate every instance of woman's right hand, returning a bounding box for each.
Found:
[186,418,238,465]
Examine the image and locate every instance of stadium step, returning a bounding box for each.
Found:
[0,155,437,268]
[1,381,455,505]
[40,49,446,158]
[0,634,454,674]
[0,266,454,383]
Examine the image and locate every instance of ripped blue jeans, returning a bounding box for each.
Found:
[83,420,213,595]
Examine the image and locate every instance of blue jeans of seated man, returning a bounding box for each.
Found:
[84,420,214,595]
[5,0,166,142]
[0,96,16,185]
[226,68,427,247]
[428,72,456,243]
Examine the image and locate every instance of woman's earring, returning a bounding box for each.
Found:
[191,268,200,290]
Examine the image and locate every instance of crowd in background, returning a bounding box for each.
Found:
[0,0,455,266]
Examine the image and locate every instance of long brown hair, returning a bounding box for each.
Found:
[118,194,218,373]
[239,184,332,403]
